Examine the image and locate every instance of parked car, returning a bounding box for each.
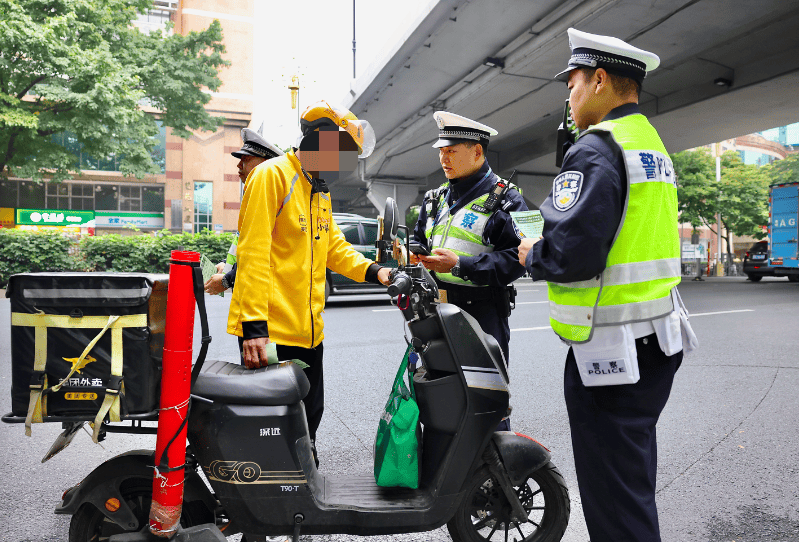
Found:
[743,240,773,281]
[325,213,406,301]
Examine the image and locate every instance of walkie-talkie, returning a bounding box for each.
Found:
[484,170,516,212]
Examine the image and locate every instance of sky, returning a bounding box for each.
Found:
[252,0,434,149]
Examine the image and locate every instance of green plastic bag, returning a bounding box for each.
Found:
[374,346,421,488]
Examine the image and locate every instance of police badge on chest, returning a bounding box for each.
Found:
[552,171,583,211]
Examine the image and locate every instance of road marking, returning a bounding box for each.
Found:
[372,308,398,312]
[511,326,551,332]
[515,301,549,305]
[689,309,754,317]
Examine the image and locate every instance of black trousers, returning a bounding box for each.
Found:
[238,339,325,442]
[564,334,682,542]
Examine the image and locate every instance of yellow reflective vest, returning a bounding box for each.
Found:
[227,150,374,348]
[548,114,681,343]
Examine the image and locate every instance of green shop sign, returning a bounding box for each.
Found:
[16,209,95,227]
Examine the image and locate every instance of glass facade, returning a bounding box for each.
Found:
[0,180,163,214]
[760,122,799,146]
[739,150,777,167]
[194,182,213,233]
[50,120,167,174]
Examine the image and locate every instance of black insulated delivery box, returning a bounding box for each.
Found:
[7,273,169,422]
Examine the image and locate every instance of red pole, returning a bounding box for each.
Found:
[149,250,198,537]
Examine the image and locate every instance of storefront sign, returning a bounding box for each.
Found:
[16,209,94,227]
[0,207,14,228]
[95,211,165,229]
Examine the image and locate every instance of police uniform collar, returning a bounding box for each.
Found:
[449,160,491,198]
[602,103,641,122]
[555,28,660,84]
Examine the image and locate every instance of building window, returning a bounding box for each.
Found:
[46,183,69,209]
[70,184,95,210]
[18,181,45,209]
[194,182,213,233]
[142,186,165,212]
[0,179,18,208]
[95,185,119,210]
[120,185,142,211]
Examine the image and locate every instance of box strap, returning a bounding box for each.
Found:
[11,312,147,437]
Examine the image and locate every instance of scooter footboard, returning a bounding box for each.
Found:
[55,449,216,531]
[491,432,551,486]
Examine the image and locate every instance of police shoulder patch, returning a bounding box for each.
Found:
[552,171,584,211]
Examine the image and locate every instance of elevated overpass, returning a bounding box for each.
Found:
[333,0,799,217]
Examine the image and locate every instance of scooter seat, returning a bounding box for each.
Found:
[192,360,310,405]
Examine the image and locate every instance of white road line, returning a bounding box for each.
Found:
[372,308,398,312]
[511,326,551,332]
[689,309,754,317]
[515,301,549,305]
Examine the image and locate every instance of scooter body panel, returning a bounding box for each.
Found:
[56,449,215,531]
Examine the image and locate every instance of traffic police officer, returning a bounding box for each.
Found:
[518,28,694,541]
[204,128,283,296]
[413,112,528,428]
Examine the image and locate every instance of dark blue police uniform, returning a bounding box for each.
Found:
[526,103,682,541]
[414,159,528,364]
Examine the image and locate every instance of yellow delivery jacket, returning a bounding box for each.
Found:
[227,150,374,348]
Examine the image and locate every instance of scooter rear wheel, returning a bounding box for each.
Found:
[448,462,570,542]
[68,478,214,542]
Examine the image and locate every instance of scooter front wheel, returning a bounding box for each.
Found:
[68,478,214,542]
[448,462,570,542]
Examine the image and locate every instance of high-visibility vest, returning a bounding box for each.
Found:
[548,113,681,343]
[424,172,518,286]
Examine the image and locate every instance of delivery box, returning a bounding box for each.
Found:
[7,273,168,435]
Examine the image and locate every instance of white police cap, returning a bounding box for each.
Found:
[231,128,283,159]
[432,111,498,149]
[555,28,660,83]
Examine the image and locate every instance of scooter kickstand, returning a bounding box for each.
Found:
[292,513,304,542]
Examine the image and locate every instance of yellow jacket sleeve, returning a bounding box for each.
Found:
[326,217,373,282]
[235,164,283,331]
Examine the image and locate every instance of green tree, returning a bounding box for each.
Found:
[766,152,799,185]
[0,0,229,181]
[405,205,420,228]
[672,149,769,262]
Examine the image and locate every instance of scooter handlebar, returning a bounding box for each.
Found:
[387,271,412,298]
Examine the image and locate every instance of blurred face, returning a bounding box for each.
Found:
[438,142,483,180]
[237,155,266,183]
[567,69,603,130]
[297,128,360,181]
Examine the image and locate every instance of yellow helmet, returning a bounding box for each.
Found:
[300,100,376,158]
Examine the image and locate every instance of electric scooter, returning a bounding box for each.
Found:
[55,198,570,542]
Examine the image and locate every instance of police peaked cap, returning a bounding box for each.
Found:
[555,28,660,84]
[432,111,498,149]
[231,128,284,159]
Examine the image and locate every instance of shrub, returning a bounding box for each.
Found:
[0,229,76,287]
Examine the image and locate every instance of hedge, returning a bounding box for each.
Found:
[0,229,236,288]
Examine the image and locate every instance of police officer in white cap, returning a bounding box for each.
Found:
[204,128,284,296]
[518,28,694,541]
[412,111,528,429]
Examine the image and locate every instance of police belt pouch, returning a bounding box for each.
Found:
[8,273,168,440]
[572,325,640,386]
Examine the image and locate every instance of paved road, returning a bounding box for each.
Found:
[1,276,797,541]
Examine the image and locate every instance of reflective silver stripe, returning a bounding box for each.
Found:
[603,258,680,286]
[553,276,600,289]
[463,369,508,392]
[549,301,593,326]
[449,207,491,237]
[441,237,493,254]
[624,150,676,185]
[431,234,444,246]
[275,173,300,218]
[595,294,674,325]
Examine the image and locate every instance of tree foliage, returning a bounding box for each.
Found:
[672,149,771,255]
[0,0,229,181]
[767,153,799,185]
